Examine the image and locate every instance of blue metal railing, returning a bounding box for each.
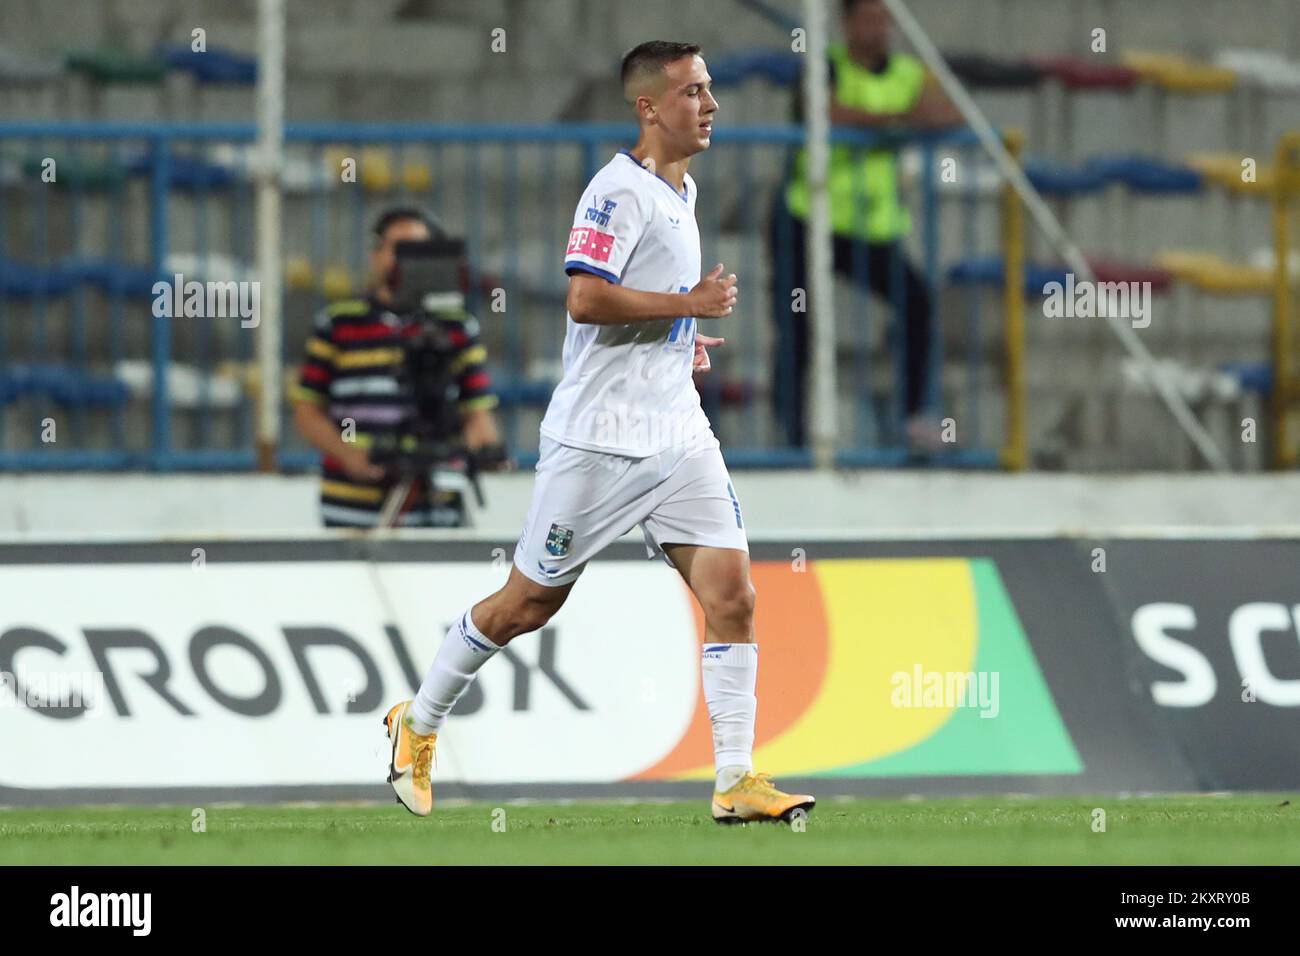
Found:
[0,121,996,471]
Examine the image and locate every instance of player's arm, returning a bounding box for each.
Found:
[902,71,963,128]
[828,101,905,129]
[442,311,511,467]
[567,263,737,326]
[826,71,961,130]
[291,319,384,481]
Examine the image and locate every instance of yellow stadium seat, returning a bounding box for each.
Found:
[321,264,355,299]
[1154,251,1272,295]
[1194,262,1273,295]
[402,162,432,192]
[1153,250,1222,281]
[322,146,395,189]
[361,151,394,192]
[284,256,315,292]
[1186,152,1274,194]
[1123,50,1237,93]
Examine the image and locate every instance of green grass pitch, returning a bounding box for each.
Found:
[1,795,1296,865]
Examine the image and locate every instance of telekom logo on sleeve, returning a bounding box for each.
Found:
[567,227,615,263]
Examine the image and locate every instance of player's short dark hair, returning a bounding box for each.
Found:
[620,40,702,93]
[371,206,437,245]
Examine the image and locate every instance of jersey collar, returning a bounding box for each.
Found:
[617,149,689,203]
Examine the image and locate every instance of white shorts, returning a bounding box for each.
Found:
[513,430,749,587]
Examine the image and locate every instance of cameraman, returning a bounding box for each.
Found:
[291,207,506,528]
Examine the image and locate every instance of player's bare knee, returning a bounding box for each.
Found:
[703,580,756,635]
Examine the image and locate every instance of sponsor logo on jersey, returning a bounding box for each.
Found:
[545,523,575,557]
[584,197,618,228]
[566,226,616,264]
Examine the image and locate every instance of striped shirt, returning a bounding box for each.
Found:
[292,295,498,527]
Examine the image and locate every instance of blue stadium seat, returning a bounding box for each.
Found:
[1023,158,1108,197]
[125,151,237,190]
[946,255,1070,297]
[1085,154,1203,193]
[155,44,257,85]
[0,364,130,408]
[0,257,78,298]
[704,47,801,87]
[69,259,167,297]
[1219,361,1271,395]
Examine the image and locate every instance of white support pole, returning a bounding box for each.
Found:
[255,0,286,471]
[803,0,837,469]
[881,0,1230,472]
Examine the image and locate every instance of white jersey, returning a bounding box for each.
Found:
[539,149,713,457]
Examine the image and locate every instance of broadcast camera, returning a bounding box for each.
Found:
[367,234,506,523]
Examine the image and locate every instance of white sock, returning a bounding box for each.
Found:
[701,642,757,792]
[410,608,502,735]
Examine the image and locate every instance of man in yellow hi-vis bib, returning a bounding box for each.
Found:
[770,0,960,451]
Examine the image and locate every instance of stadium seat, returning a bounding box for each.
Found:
[944,52,1046,90]
[1085,155,1202,194]
[70,259,166,297]
[320,265,355,300]
[1023,158,1108,197]
[0,363,130,408]
[1218,360,1272,395]
[1247,246,1300,277]
[154,44,257,85]
[948,255,1172,297]
[946,255,1070,297]
[1153,251,1272,294]
[704,47,801,88]
[1027,56,1139,91]
[361,153,394,192]
[18,154,128,191]
[125,151,237,190]
[284,257,316,292]
[1188,151,1276,196]
[64,49,166,85]
[163,252,253,285]
[1121,51,1237,94]
[402,162,432,193]
[1087,259,1175,293]
[114,359,243,409]
[207,143,329,192]
[1216,49,1300,92]
[0,258,77,298]
[898,148,1002,197]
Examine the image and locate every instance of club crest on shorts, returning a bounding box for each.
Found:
[545,523,574,557]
